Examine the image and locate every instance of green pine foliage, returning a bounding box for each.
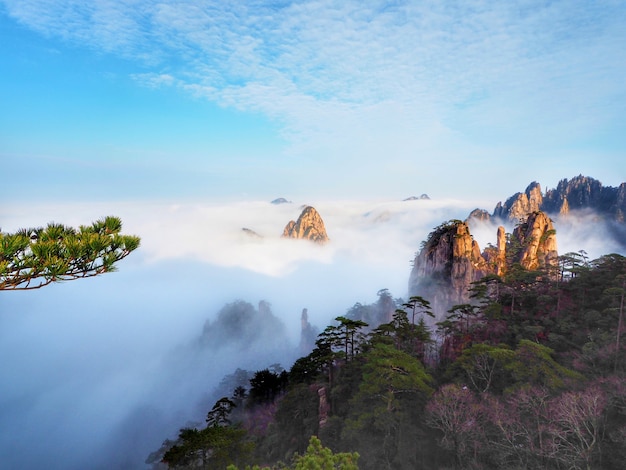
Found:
[0,216,140,290]
[152,253,626,470]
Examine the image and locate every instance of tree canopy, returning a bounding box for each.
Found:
[149,252,626,470]
[0,216,140,290]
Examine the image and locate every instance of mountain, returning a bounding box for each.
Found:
[282,206,329,243]
[200,300,289,352]
[403,194,431,201]
[511,211,558,271]
[493,181,543,220]
[271,197,292,205]
[408,211,558,321]
[492,175,626,222]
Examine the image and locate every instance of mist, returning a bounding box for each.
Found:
[0,197,622,469]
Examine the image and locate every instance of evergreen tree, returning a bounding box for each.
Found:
[0,216,139,290]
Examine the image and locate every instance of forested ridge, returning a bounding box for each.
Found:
[148,250,626,470]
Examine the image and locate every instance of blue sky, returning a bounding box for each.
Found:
[1,0,624,203]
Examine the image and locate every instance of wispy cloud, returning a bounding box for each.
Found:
[4,0,625,163]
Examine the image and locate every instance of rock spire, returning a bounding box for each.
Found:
[409,211,559,322]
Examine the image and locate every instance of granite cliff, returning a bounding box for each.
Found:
[409,211,558,321]
[492,176,625,222]
[493,181,543,220]
[512,211,558,271]
[282,206,329,243]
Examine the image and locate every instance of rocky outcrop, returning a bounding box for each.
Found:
[483,226,507,276]
[484,176,626,252]
[408,220,489,321]
[466,208,491,223]
[282,206,329,243]
[404,194,431,201]
[495,226,507,275]
[616,183,626,222]
[299,308,318,354]
[200,300,288,350]
[541,175,625,219]
[317,386,330,428]
[512,211,558,271]
[409,212,559,321]
[493,176,626,223]
[271,197,291,205]
[493,181,543,221]
[241,227,262,238]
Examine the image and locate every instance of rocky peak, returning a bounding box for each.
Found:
[282,206,329,243]
[408,220,488,321]
[616,183,626,222]
[483,226,507,276]
[271,197,292,205]
[493,176,626,225]
[241,227,262,238]
[493,181,543,221]
[409,211,558,321]
[403,194,431,201]
[512,211,558,272]
[299,308,318,354]
[541,175,623,218]
[466,208,491,223]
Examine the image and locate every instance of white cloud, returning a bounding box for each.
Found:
[0,197,482,276]
[3,0,624,165]
[1,196,624,468]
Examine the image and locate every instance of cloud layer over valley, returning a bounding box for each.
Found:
[0,196,623,469]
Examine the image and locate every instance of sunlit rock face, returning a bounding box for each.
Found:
[408,220,489,322]
[281,206,329,243]
[513,211,559,272]
[488,176,626,252]
[493,181,543,221]
[496,226,507,276]
[409,211,559,321]
[483,226,507,277]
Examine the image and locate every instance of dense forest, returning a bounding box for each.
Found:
[147,245,626,469]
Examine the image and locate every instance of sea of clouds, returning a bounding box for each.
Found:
[0,197,622,469]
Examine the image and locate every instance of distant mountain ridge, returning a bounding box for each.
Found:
[492,175,626,222]
[411,175,625,322]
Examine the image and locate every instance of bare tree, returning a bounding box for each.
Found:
[425,384,483,469]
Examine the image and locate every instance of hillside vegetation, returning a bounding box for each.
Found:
[148,247,625,470]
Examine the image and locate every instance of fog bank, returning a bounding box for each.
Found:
[0,197,621,469]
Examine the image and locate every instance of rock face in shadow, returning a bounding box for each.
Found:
[409,211,558,322]
[493,176,626,223]
[271,197,292,205]
[467,208,491,223]
[542,176,626,221]
[282,206,329,243]
[403,194,430,201]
